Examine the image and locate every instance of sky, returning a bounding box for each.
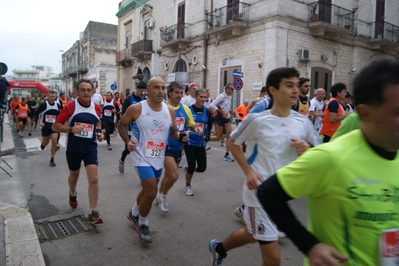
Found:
[1,0,119,76]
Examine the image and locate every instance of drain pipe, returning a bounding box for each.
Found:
[203,0,212,88]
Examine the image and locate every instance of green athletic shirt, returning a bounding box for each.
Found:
[331,112,361,141]
[277,129,399,266]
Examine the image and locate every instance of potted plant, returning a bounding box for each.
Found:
[310,2,319,22]
[234,13,244,21]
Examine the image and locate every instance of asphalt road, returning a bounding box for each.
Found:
[5,124,307,266]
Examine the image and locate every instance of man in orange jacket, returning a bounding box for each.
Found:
[234,99,249,125]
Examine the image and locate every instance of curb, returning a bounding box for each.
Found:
[1,115,15,156]
[0,203,45,266]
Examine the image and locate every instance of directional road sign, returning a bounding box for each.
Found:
[232,70,244,78]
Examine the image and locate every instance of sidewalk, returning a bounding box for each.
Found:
[0,114,45,266]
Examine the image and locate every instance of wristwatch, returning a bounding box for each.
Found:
[69,126,73,133]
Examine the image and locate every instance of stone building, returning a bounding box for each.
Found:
[115,0,398,110]
[61,21,117,97]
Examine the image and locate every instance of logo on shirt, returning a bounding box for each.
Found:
[150,119,165,135]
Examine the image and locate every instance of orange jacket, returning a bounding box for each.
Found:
[59,97,68,107]
[320,98,344,137]
[234,104,249,121]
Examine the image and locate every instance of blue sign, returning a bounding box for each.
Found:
[110,83,117,91]
[233,78,244,90]
[232,70,244,78]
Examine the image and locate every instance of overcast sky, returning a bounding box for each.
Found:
[1,0,119,76]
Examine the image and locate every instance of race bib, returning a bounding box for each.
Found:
[380,228,399,265]
[104,109,112,116]
[45,115,56,123]
[21,111,27,117]
[299,109,309,116]
[196,123,204,132]
[145,140,165,157]
[74,122,94,139]
[176,117,185,131]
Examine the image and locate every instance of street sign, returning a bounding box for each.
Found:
[110,83,117,91]
[232,70,244,78]
[233,78,244,90]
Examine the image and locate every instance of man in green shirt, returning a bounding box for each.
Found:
[257,59,399,266]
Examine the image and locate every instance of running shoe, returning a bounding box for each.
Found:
[223,154,234,162]
[206,146,211,151]
[118,159,124,173]
[88,210,103,225]
[56,145,60,151]
[28,132,32,136]
[107,144,112,150]
[234,206,246,225]
[69,193,78,209]
[220,142,224,147]
[127,211,152,243]
[159,195,169,213]
[208,239,227,266]
[49,159,56,167]
[113,131,117,136]
[184,185,194,196]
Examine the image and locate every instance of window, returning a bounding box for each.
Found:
[125,30,131,48]
[143,67,151,83]
[144,20,150,40]
[174,59,187,72]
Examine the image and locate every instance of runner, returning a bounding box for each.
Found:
[118,77,180,243]
[36,91,62,166]
[208,67,321,265]
[102,91,119,150]
[155,82,200,212]
[15,97,29,138]
[52,79,104,225]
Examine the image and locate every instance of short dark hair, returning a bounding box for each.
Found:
[106,91,113,96]
[266,67,300,101]
[260,86,267,96]
[330,83,346,97]
[167,82,184,98]
[76,79,94,90]
[299,77,310,87]
[353,59,399,107]
[194,88,206,96]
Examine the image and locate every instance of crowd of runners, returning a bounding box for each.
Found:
[6,58,399,266]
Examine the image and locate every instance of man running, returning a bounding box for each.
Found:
[26,93,38,136]
[118,77,180,243]
[118,81,147,173]
[15,97,29,138]
[52,79,104,225]
[36,91,62,166]
[155,82,200,212]
[102,91,119,150]
[208,67,321,265]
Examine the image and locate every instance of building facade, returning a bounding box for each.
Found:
[61,21,118,97]
[116,0,398,110]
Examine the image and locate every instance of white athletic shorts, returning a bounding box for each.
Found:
[244,206,279,242]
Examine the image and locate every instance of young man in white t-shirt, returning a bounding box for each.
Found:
[208,67,321,265]
[309,88,326,132]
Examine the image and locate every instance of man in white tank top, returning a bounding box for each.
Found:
[118,77,180,244]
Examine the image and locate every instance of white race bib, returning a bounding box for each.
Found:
[380,228,399,265]
[21,111,27,117]
[196,123,204,132]
[176,117,185,131]
[45,115,56,123]
[145,140,165,157]
[104,109,112,116]
[74,122,94,139]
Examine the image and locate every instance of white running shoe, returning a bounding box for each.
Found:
[223,154,234,162]
[118,159,124,173]
[234,206,246,225]
[184,185,194,196]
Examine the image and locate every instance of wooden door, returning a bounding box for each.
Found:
[226,0,239,23]
[220,66,241,112]
[177,1,186,39]
[319,0,332,24]
[375,0,385,38]
[311,67,332,99]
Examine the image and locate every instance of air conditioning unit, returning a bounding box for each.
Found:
[148,20,155,29]
[298,49,311,61]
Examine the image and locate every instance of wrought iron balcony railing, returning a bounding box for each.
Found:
[115,48,132,62]
[308,1,355,33]
[131,40,153,56]
[160,23,192,44]
[205,1,251,30]
[369,21,399,42]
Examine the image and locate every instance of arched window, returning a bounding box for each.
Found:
[143,67,151,83]
[174,59,187,72]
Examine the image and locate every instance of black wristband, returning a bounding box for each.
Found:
[306,142,314,148]
[96,129,102,133]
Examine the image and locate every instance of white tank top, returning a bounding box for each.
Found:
[130,101,172,170]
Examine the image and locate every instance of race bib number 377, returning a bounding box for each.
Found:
[145,140,165,157]
[74,122,94,139]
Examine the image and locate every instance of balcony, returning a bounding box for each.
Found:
[116,48,133,67]
[78,63,89,74]
[308,1,355,37]
[205,1,251,40]
[131,40,153,60]
[160,23,192,50]
[368,21,399,50]
[67,66,77,77]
